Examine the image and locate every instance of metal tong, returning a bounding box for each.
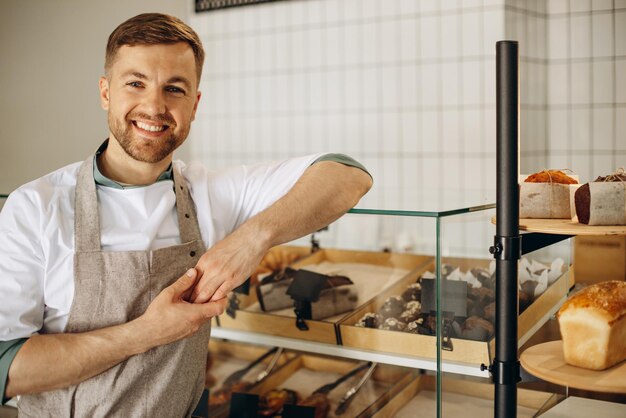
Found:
[335,362,378,415]
[313,361,372,395]
[222,347,279,387]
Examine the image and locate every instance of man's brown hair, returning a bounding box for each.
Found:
[105,13,205,85]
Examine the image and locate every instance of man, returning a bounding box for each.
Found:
[0,13,371,417]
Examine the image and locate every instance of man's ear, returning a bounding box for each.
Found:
[191,91,201,121]
[99,76,110,110]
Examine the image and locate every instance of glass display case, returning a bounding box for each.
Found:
[208,202,573,418]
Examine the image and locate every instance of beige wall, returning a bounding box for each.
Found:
[0,0,190,194]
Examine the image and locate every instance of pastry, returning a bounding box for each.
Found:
[399,305,421,323]
[461,316,494,341]
[378,296,405,319]
[524,170,577,184]
[575,172,626,225]
[521,169,578,219]
[258,388,299,416]
[557,281,626,370]
[381,317,406,331]
[354,312,381,329]
[401,283,422,303]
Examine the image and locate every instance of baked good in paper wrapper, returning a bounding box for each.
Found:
[520,170,579,219]
[574,170,626,225]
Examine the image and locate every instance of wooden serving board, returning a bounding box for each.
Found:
[520,341,626,393]
[491,217,626,236]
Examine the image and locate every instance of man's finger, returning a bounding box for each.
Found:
[209,283,232,303]
[168,268,198,295]
[195,299,227,319]
[190,273,221,304]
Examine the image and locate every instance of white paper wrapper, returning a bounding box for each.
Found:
[586,182,626,225]
[519,174,579,219]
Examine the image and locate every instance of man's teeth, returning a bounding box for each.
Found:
[136,121,166,132]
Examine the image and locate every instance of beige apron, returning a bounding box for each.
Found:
[18,156,209,417]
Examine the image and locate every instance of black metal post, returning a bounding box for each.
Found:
[493,40,520,418]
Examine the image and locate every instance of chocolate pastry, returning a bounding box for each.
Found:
[355,312,382,329]
[575,173,626,225]
[466,298,484,318]
[400,301,420,324]
[405,318,424,334]
[441,264,455,278]
[461,316,494,341]
[483,302,496,323]
[468,287,495,305]
[381,317,407,331]
[402,283,422,302]
[404,300,421,311]
[258,388,300,417]
[519,280,538,312]
[471,268,492,286]
[378,296,405,319]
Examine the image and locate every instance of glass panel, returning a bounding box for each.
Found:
[439,208,496,418]
[355,187,494,214]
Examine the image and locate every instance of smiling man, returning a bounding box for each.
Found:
[0,13,371,417]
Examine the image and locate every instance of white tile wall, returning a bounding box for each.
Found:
[188,0,625,256]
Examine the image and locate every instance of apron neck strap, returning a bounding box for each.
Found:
[74,155,101,252]
[172,165,203,243]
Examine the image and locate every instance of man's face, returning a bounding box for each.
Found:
[99,43,201,163]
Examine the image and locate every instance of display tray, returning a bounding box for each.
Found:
[231,354,413,418]
[520,340,626,394]
[217,247,431,345]
[371,374,553,418]
[491,216,626,235]
[339,257,572,369]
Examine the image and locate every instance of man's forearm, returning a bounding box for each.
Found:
[5,319,152,398]
[192,161,372,303]
[246,161,373,249]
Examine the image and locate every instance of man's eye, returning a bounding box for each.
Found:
[127,81,143,88]
[166,86,185,95]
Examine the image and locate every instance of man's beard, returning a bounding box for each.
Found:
[108,112,188,163]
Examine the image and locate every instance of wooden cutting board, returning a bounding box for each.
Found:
[520,341,626,393]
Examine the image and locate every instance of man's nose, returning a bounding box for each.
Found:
[142,88,167,115]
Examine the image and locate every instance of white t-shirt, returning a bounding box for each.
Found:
[0,154,323,340]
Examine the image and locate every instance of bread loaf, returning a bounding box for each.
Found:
[557,281,626,370]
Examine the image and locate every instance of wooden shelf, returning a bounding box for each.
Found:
[520,341,626,394]
[491,217,626,236]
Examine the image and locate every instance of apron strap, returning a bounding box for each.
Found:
[173,165,203,244]
[74,156,101,252]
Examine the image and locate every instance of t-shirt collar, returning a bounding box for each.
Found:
[93,139,173,189]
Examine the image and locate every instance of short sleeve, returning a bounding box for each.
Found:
[228,154,325,229]
[0,189,46,341]
[0,338,27,404]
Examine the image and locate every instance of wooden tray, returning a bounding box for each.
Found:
[371,374,553,418]
[491,217,626,236]
[520,341,626,394]
[339,257,571,368]
[217,248,431,345]
[247,354,413,418]
[206,340,294,418]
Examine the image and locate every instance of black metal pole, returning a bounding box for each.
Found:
[493,40,520,418]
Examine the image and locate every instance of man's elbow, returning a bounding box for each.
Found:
[342,166,373,207]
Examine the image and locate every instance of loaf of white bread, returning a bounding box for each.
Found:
[557,281,626,370]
